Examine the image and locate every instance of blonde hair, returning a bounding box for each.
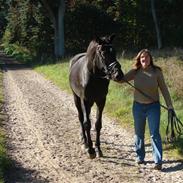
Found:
[133,49,161,71]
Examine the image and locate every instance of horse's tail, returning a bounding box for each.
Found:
[69,53,86,70]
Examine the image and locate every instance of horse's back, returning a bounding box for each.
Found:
[69,52,86,70]
[69,53,87,97]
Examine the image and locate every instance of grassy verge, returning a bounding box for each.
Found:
[34,53,183,159]
[0,60,9,183]
[34,59,71,92]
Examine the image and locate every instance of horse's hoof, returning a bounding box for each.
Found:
[88,148,96,159]
[88,152,96,159]
[95,148,103,158]
[96,150,103,158]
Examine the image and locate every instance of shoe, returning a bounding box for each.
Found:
[154,163,162,170]
[136,160,145,165]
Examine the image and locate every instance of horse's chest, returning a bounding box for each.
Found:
[85,79,109,99]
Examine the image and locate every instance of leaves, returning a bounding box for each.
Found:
[1,0,183,57]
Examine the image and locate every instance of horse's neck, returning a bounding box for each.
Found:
[86,54,100,74]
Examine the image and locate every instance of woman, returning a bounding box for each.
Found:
[120,49,174,170]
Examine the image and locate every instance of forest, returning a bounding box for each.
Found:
[0,0,183,60]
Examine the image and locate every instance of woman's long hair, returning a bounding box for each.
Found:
[133,49,161,71]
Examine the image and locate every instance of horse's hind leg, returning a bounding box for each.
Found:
[73,94,87,149]
[95,98,106,157]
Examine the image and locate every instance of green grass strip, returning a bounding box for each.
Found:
[0,60,7,183]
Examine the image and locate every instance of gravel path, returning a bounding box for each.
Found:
[1,53,183,183]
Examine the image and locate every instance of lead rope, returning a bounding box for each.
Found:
[122,79,183,143]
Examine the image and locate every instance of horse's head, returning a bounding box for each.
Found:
[94,34,124,81]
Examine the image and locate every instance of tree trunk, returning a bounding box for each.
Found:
[54,0,65,58]
[40,0,65,58]
[150,0,162,49]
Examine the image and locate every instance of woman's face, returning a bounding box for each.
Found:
[140,52,151,69]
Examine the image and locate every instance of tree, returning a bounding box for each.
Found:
[150,0,162,49]
[0,0,9,39]
[40,0,66,58]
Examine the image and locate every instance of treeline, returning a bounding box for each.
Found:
[0,0,183,59]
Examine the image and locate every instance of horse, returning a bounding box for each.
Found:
[69,35,124,158]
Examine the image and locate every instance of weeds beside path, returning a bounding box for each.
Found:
[0,52,10,183]
[1,52,183,183]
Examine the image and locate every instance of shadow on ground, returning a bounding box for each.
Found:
[162,159,183,173]
[4,159,49,183]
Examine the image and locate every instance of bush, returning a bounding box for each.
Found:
[2,43,32,63]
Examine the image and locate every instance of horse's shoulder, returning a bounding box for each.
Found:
[70,53,86,69]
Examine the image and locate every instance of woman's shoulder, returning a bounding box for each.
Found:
[153,66,163,78]
[152,65,162,72]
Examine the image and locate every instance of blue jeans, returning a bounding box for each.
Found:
[132,101,162,164]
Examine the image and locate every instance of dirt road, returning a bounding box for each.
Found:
[1,53,183,183]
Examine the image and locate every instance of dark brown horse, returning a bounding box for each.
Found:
[69,35,124,158]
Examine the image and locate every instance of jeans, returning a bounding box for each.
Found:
[132,101,162,164]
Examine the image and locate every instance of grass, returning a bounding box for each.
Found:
[34,59,71,92]
[0,60,10,183]
[34,51,183,159]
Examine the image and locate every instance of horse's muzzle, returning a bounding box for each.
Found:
[112,70,124,81]
[108,62,124,81]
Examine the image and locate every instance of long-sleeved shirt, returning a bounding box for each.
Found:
[121,66,173,108]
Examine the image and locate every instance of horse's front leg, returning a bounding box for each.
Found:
[73,94,87,149]
[81,99,96,159]
[95,98,106,157]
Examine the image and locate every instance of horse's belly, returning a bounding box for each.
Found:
[69,78,84,97]
[70,80,108,100]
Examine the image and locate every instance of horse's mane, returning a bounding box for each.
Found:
[69,40,98,73]
[85,40,100,73]
[86,40,98,60]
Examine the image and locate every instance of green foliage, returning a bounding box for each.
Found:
[3,0,54,58]
[2,43,32,62]
[158,0,183,47]
[1,29,11,44]
[65,3,119,54]
[1,0,183,59]
[0,0,8,40]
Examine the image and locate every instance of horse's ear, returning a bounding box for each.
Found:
[109,34,115,43]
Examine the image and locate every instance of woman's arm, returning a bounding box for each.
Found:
[157,69,173,109]
[118,69,136,83]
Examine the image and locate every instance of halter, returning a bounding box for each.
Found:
[96,44,119,78]
[108,61,121,71]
